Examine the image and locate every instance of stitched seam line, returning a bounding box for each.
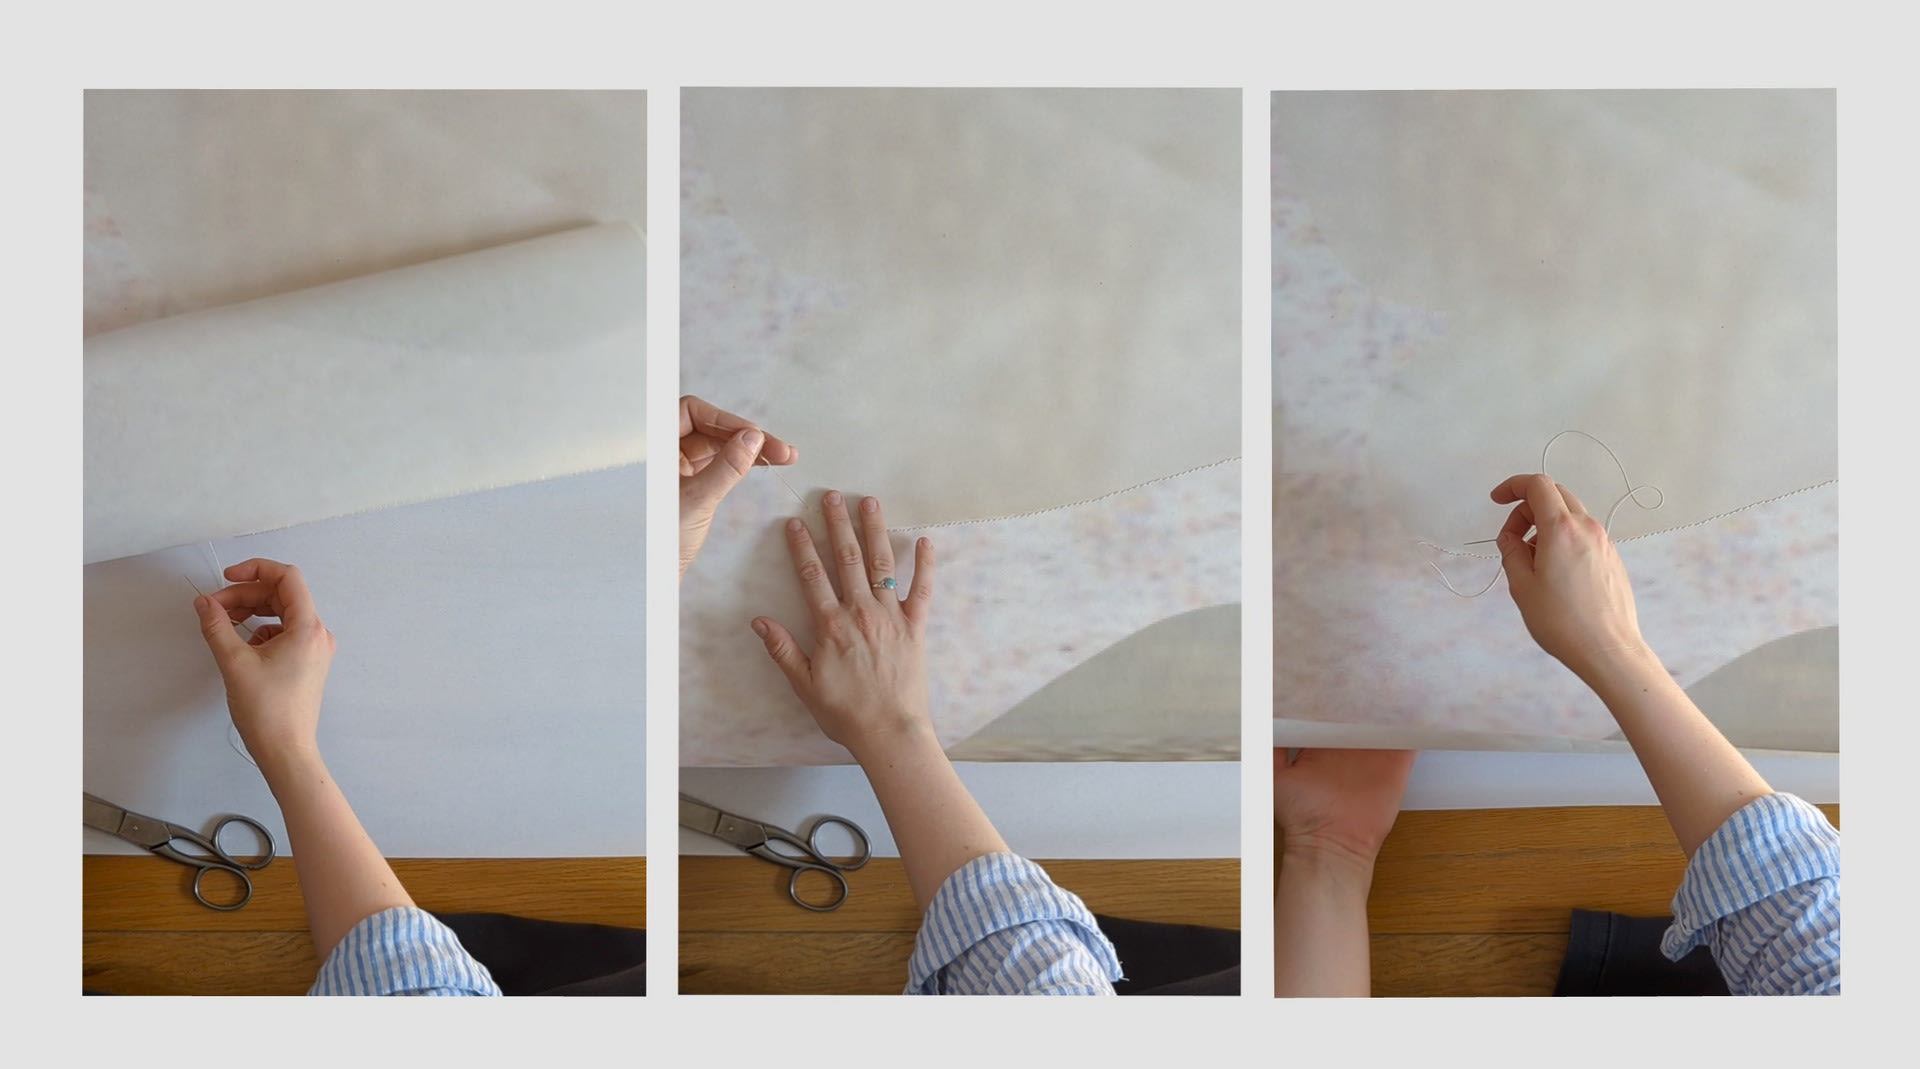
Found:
[888,456,1244,533]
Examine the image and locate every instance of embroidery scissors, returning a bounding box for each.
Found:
[83,793,275,911]
[679,793,871,912]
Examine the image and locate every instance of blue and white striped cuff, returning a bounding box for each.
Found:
[1663,792,1840,961]
[310,906,503,996]
[907,852,1123,994]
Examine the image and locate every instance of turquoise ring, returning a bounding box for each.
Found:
[872,577,897,591]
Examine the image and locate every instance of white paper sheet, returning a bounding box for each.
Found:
[85,89,649,335]
[680,762,1241,859]
[82,91,651,857]
[85,223,647,563]
[83,465,647,858]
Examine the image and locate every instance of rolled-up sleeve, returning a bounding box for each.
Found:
[907,852,1123,995]
[1662,793,1840,995]
[310,906,503,996]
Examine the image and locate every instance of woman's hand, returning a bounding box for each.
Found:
[1490,473,1650,685]
[1272,747,1414,997]
[751,491,935,761]
[191,557,336,771]
[1273,748,1417,869]
[680,395,796,579]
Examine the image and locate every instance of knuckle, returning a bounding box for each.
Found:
[835,544,863,567]
[796,559,827,584]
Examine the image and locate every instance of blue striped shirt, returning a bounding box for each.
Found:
[907,852,1124,995]
[309,906,501,996]
[1663,792,1841,995]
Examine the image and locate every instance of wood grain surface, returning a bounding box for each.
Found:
[82,856,644,996]
[83,804,1839,997]
[681,804,1839,996]
[678,857,1241,995]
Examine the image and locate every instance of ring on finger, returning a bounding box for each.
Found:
[871,576,897,591]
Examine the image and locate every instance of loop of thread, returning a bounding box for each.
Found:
[186,542,255,639]
[187,543,262,771]
[1417,430,1663,598]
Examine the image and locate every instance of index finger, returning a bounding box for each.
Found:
[678,396,798,465]
[1496,499,1537,544]
[1489,473,1571,529]
[220,558,320,628]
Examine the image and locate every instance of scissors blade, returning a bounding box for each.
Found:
[83,793,127,837]
[678,794,766,850]
[83,792,170,849]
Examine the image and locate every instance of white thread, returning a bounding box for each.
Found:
[757,455,809,508]
[184,563,261,769]
[1417,430,1664,598]
[227,724,258,768]
[208,542,256,639]
[191,541,256,638]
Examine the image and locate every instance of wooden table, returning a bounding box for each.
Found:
[1336,804,1839,997]
[84,803,1838,996]
[82,857,646,995]
[679,857,1239,994]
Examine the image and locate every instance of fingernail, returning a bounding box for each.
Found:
[751,619,768,637]
[741,428,764,451]
[787,517,804,532]
[825,490,842,506]
[861,496,877,513]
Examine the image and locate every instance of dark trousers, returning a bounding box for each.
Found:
[1553,909,1728,996]
[434,908,1722,997]
[432,912,1246,995]
[434,913,646,996]
[1097,915,1241,995]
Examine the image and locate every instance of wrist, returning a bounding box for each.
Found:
[1278,838,1377,894]
[253,737,327,791]
[845,713,941,770]
[1573,642,1675,705]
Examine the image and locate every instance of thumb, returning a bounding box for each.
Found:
[751,616,811,688]
[194,594,248,666]
[684,428,764,512]
[1496,530,1534,595]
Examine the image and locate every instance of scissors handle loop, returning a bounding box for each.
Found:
[804,815,871,872]
[752,815,870,912]
[785,864,851,913]
[149,815,276,911]
[190,865,256,911]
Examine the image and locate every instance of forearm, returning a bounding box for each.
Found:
[851,724,1010,914]
[257,746,416,960]
[1581,647,1773,858]
[1274,845,1374,997]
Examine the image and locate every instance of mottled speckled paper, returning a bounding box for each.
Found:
[681,89,1242,766]
[1271,91,1837,750]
